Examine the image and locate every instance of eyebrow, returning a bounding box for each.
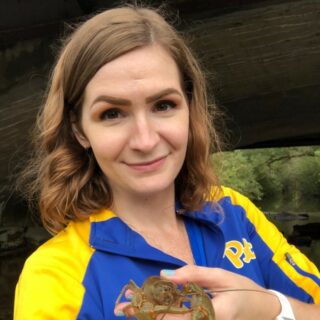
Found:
[146,88,182,103]
[90,88,182,108]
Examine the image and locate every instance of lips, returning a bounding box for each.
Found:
[124,156,167,172]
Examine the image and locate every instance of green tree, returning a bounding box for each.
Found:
[212,150,263,200]
[212,146,320,201]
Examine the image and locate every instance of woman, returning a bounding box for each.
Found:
[14,5,319,320]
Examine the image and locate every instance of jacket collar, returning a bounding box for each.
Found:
[88,202,223,265]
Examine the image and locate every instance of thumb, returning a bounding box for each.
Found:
[160,265,222,287]
[160,265,244,290]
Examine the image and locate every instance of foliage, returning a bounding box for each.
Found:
[212,146,320,201]
[212,151,263,200]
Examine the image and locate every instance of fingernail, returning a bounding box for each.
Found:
[161,269,176,276]
[116,310,124,317]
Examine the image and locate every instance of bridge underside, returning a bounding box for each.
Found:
[0,0,319,199]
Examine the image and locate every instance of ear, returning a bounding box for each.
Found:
[71,122,91,149]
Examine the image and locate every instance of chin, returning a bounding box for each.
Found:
[130,179,174,196]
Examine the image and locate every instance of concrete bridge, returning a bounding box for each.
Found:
[0,0,319,217]
[0,2,320,318]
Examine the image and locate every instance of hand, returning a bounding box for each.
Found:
[114,286,191,319]
[113,265,280,319]
[159,265,281,320]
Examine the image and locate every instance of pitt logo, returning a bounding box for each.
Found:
[224,238,256,268]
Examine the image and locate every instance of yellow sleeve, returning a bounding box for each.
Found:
[14,220,94,319]
[14,259,85,319]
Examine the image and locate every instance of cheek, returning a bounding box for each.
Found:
[175,116,189,150]
[163,126,189,160]
[88,131,125,162]
[177,126,189,150]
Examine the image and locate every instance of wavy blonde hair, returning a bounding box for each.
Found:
[20,5,222,233]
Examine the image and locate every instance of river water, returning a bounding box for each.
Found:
[256,195,320,267]
[1,197,319,319]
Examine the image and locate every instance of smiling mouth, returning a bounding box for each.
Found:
[125,156,167,172]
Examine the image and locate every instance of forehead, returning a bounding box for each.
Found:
[84,44,183,97]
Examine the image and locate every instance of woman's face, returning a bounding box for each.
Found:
[77,44,189,199]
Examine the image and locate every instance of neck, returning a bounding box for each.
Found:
[110,185,179,232]
[110,186,194,265]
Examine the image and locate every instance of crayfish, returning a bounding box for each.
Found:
[115,276,215,319]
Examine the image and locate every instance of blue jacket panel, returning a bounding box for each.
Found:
[15,187,320,319]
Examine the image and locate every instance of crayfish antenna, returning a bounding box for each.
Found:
[115,284,131,305]
[158,302,173,320]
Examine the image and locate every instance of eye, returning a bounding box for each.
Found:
[154,100,177,112]
[99,108,123,120]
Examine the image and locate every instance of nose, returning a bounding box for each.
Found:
[128,114,160,152]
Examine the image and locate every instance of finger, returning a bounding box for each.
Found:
[125,289,134,300]
[114,301,132,317]
[161,265,219,285]
[160,265,247,289]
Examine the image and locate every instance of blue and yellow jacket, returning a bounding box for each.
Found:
[14,187,320,319]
